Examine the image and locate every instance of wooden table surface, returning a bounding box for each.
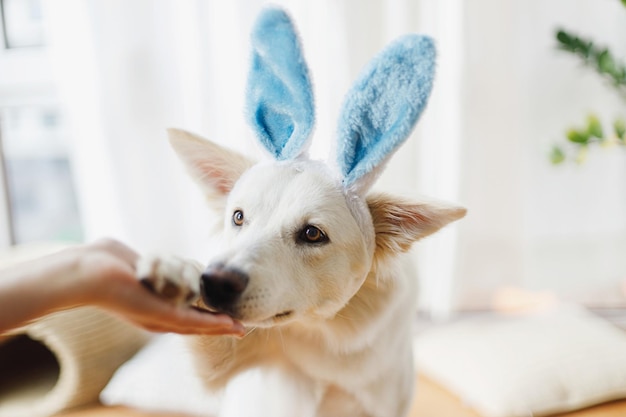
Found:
[57,374,626,417]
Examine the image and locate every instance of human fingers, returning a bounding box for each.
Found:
[107,284,245,336]
[127,310,245,336]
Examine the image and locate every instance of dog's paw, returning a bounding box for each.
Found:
[136,255,203,306]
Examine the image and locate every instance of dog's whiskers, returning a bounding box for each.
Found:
[278,328,286,354]
[245,326,258,337]
[334,311,355,322]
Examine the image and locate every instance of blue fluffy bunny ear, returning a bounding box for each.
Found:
[246,8,314,161]
[336,35,436,194]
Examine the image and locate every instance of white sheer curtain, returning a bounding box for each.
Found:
[454,0,626,310]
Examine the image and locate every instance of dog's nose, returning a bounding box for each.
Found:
[200,265,249,314]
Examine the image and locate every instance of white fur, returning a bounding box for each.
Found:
[137,129,466,417]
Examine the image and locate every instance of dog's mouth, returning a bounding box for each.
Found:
[193,305,219,314]
[194,301,293,324]
[273,310,293,320]
[250,310,294,328]
[193,300,223,315]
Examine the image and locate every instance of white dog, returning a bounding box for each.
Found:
[137,8,465,417]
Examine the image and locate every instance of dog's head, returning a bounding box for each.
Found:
[167,8,465,327]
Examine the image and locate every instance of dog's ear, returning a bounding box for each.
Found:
[335,35,436,195]
[246,8,314,161]
[167,128,254,198]
[367,193,466,255]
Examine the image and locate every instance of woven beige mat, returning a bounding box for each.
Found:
[0,307,149,417]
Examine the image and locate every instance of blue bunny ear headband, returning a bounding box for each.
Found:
[246,9,435,252]
[247,7,435,196]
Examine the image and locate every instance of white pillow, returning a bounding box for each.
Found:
[101,334,220,416]
[414,305,626,417]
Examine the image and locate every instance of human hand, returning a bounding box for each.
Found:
[72,239,245,336]
[0,238,244,335]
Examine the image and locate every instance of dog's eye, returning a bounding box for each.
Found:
[298,225,328,244]
[233,210,245,226]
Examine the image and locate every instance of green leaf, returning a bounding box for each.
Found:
[566,128,590,144]
[555,30,580,53]
[583,40,594,59]
[615,118,626,140]
[596,49,613,72]
[550,146,566,164]
[556,30,572,46]
[622,0,626,8]
[597,50,614,74]
[586,114,604,139]
[555,27,626,94]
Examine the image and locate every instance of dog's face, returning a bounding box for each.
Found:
[169,129,466,328]
[203,160,372,327]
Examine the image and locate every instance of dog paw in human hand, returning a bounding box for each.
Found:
[136,255,203,306]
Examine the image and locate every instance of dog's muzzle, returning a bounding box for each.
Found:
[200,264,249,314]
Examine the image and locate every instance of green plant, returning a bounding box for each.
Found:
[551,1,626,164]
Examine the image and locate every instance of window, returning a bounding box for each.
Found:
[1,0,45,49]
[0,0,83,248]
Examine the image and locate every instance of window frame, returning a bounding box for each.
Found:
[0,0,62,249]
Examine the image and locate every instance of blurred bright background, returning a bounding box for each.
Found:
[0,0,625,318]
